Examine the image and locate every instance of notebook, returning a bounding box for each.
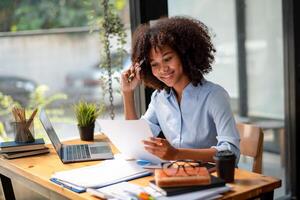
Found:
[0,138,45,153]
[51,159,152,191]
[2,147,50,159]
[39,109,113,163]
[154,167,211,188]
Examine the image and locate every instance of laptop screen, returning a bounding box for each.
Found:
[39,109,62,155]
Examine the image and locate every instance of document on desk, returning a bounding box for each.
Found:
[97,119,163,164]
[87,181,164,199]
[51,159,151,191]
[155,186,231,200]
[88,183,231,200]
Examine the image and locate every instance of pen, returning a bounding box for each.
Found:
[136,159,151,166]
[124,190,155,200]
[123,189,140,200]
[138,191,155,200]
[24,108,38,130]
[128,59,145,83]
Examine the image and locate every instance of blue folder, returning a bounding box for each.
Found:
[50,178,86,193]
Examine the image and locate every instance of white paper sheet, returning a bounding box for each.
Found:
[156,186,231,200]
[87,182,147,199]
[97,119,162,164]
[87,182,231,200]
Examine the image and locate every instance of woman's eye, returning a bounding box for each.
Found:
[151,63,158,67]
[164,56,172,62]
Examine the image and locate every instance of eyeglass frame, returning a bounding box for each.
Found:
[160,159,203,176]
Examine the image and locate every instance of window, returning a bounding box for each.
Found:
[0,1,132,140]
[168,0,285,198]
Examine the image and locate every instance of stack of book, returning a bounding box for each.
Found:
[0,138,49,159]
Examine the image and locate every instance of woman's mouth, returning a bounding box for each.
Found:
[160,72,174,80]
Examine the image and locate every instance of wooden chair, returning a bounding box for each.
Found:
[236,123,264,173]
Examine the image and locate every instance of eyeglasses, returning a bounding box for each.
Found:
[161,160,203,176]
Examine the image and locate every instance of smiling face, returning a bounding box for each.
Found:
[149,46,190,92]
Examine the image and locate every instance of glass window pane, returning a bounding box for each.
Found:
[169,0,239,111]
[0,1,131,140]
[168,0,285,198]
[246,0,284,119]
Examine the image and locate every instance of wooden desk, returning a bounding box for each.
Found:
[0,135,281,200]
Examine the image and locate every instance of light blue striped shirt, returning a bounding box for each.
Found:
[142,80,240,160]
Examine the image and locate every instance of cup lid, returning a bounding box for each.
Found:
[214,150,236,158]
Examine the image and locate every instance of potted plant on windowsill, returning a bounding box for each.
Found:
[74,101,103,141]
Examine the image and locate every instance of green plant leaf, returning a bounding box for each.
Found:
[74,101,103,127]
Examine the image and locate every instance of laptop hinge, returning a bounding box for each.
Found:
[60,145,65,160]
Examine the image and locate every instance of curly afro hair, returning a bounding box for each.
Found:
[131,16,216,90]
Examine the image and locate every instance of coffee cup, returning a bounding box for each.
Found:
[213,150,236,182]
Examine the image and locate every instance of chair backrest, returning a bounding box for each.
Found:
[236,123,264,173]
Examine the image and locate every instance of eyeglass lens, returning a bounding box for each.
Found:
[162,161,201,176]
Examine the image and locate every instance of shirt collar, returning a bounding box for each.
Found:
[163,88,173,98]
[182,82,199,97]
[163,80,206,98]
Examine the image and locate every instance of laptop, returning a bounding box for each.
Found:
[39,109,113,163]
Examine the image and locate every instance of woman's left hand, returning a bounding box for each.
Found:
[143,137,178,160]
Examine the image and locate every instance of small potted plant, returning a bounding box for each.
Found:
[74,101,103,141]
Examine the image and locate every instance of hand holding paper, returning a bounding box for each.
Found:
[97,119,163,164]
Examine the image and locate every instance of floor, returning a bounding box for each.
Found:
[263,152,285,198]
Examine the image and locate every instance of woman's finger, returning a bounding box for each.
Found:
[145,146,156,154]
[143,140,163,148]
[144,143,167,154]
[130,63,138,73]
[126,62,142,83]
[135,66,141,80]
[150,137,163,142]
[143,140,156,146]
[143,138,163,147]
[150,137,165,145]
[144,146,165,156]
[122,70,130,80]
[126,66,135,82]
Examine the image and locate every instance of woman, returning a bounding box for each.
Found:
[121,16,240,163]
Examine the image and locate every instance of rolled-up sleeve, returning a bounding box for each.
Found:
[141,91,161,137]
[208,88,240,162]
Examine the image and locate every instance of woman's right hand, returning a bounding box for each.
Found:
[121,62,142,92]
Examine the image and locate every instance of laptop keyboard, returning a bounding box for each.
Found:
[66,145,91,160]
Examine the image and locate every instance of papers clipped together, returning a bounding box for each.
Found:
[51,159,151,190]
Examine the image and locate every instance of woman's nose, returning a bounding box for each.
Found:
[160,64,169,73]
